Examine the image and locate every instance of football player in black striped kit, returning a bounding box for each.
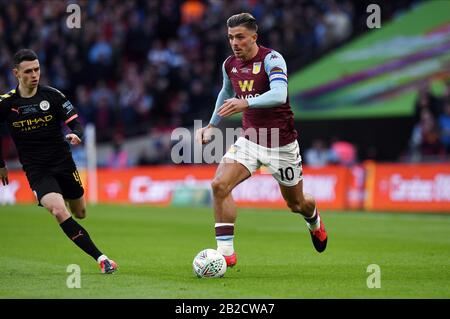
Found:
[0,49,117,274]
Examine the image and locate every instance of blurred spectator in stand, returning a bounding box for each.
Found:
[136,148,154,166]
[95,96,115,141]
[181,0,206,25]
[76,86,96,124]
[410,109,444,161]
[324,0,352,45]
[107,134,130,168]
[72,146,87,170]
[304,139,331,167]
[413,83,441,123]
[88,34,113,81]
[443,80,450,104]
[439,102,450,155]
[330,137,357,166]
[0,0,420,162]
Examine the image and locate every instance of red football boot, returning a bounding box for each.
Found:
[99,259,118,274]
[223,252,237,267]
[309,212,328,253]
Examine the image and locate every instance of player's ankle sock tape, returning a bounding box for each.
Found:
[60,217,102,260]
[304,209,318,224]
[215,223,234,237]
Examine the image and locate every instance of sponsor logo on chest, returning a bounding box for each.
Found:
[238,80,254,92]
[12,115,53,131]
[230,60,265,98]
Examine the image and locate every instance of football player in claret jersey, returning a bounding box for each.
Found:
[196,13,328,267]
[0,49,117,274]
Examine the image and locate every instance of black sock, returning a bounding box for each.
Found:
[59,217,102,261]
[304,209,318,224]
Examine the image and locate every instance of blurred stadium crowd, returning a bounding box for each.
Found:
[408,82,450,162]
[2,0,445,168]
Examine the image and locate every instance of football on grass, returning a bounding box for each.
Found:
[193,248,227,278]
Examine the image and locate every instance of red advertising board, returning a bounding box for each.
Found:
[1,165,351,210]
[0,171,35,204]
[365,163,450,212]
[3,163,448,212]
[94,165,351,210]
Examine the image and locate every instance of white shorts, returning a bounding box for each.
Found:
[223,137,303,187]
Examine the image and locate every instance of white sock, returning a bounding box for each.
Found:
[217,240,234,256]
[215,223,235,256]
[305,208,321,231]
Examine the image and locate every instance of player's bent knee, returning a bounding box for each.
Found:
[74,208,86,219]
[211,179,230,199]
[48,205,70,220]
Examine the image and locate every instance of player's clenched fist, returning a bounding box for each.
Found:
[195,125,215,144]
[0,166,8,186]
[66,133,81,145]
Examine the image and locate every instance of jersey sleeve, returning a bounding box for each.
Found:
[209,60,235,126]
[53,89,79,124]
[246,51,288,108]
[264,50,288,87]
[0,90,14,122]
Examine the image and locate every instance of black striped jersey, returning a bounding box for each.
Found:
[0,85,79,169]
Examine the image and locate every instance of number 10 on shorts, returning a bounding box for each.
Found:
[278,167,296,182]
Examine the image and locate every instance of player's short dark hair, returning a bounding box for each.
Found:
[227,13,258,32]
[13,49,38,68]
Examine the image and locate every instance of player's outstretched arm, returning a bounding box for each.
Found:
[196,60,234,144]
[208,61,235,126]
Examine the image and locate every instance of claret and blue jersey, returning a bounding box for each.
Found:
[210,46,297,148]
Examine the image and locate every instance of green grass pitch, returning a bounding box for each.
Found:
[0,204,449,298]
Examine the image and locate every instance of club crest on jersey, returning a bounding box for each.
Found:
[39,100,50,111]
[252,62,261,74]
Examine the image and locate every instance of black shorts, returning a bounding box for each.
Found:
[25,161,84,205]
